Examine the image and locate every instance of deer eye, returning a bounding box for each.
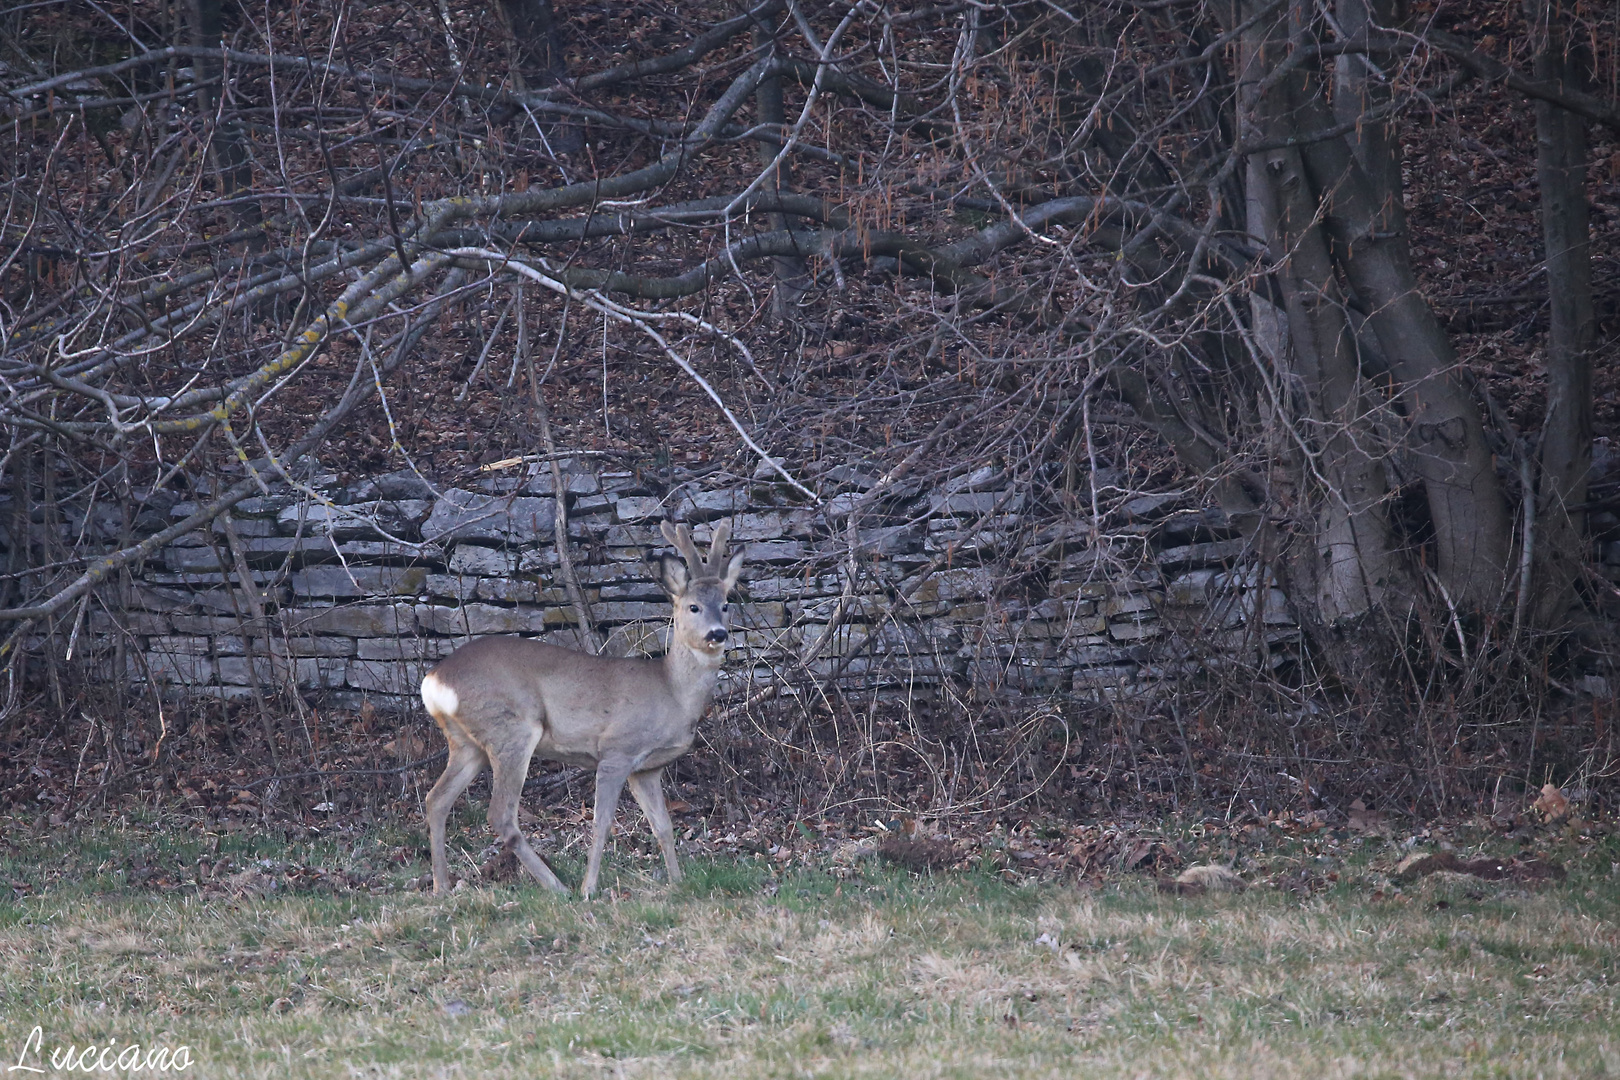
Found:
[689,604,701,613]
[721,604,729,613]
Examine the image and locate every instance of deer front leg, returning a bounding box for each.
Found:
[581,757,634,899]
[627,768,682,885]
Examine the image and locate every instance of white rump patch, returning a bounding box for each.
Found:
[420,672,459,718]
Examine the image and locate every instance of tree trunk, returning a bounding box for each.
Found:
[497,0,565,87]
[1229,3,1414,700]
[190,0,259,235]
[1284,47,1513,610]
[1526,0,1594,629]
[495,0,580,152]
[1332,0,1415,382]
[1219,0,1513,612]
[1256,151,1409,621]
[1333,0,1403,230]
[753,24,809,321]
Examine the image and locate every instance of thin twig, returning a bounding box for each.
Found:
[241,750,449,789]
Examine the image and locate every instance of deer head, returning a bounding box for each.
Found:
[659,520,744,658]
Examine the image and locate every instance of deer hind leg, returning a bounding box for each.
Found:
[581,757,635,899]
[486,725,567,895]
[425,733,489,895]
[627,768,682,885]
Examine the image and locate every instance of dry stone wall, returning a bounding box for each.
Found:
[66,458,1297,710]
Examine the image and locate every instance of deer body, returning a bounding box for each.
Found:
[421,521,742,898]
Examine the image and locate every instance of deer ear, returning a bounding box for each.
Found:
[659,555,689,595]
[722,552,745,593]
[660,520,681,546]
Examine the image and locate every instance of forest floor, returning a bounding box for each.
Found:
[0,811,1615,1078]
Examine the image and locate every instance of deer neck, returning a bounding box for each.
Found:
[662,640,724,721]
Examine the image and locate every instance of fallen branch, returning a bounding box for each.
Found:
[241,750,449,789]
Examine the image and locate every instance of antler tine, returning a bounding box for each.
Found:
[704,521,732,575]
[660,521,703,572]
[676,525,703,573]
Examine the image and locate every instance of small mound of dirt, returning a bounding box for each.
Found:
[1157,864,1246,895]
[875,837,957,872]
[218,869,279,898]
[479,847,521,883]
[1394,851,1566,884]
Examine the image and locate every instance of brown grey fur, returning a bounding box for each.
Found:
[421,520,743,897]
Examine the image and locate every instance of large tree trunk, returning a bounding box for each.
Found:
[1228,2,1414,697]
[1283,39,1514,611]
[1255,148,1410,624]
[1526,0,1595,630]
[1246,10,1409,622]
[1333,0,1403,228]
[1220,1,1513,614]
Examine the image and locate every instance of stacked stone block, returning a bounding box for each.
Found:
[24,458,1301,709]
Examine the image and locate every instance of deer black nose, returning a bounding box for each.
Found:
[705,628,728,644]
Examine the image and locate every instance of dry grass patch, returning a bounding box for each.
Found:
[0,821,1615,1078]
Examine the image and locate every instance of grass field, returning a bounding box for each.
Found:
[1,815,1616,1079]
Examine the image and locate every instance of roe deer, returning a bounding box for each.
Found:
[420,520,743,898]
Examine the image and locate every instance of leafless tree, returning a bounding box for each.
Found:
[2,0,1616,773]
